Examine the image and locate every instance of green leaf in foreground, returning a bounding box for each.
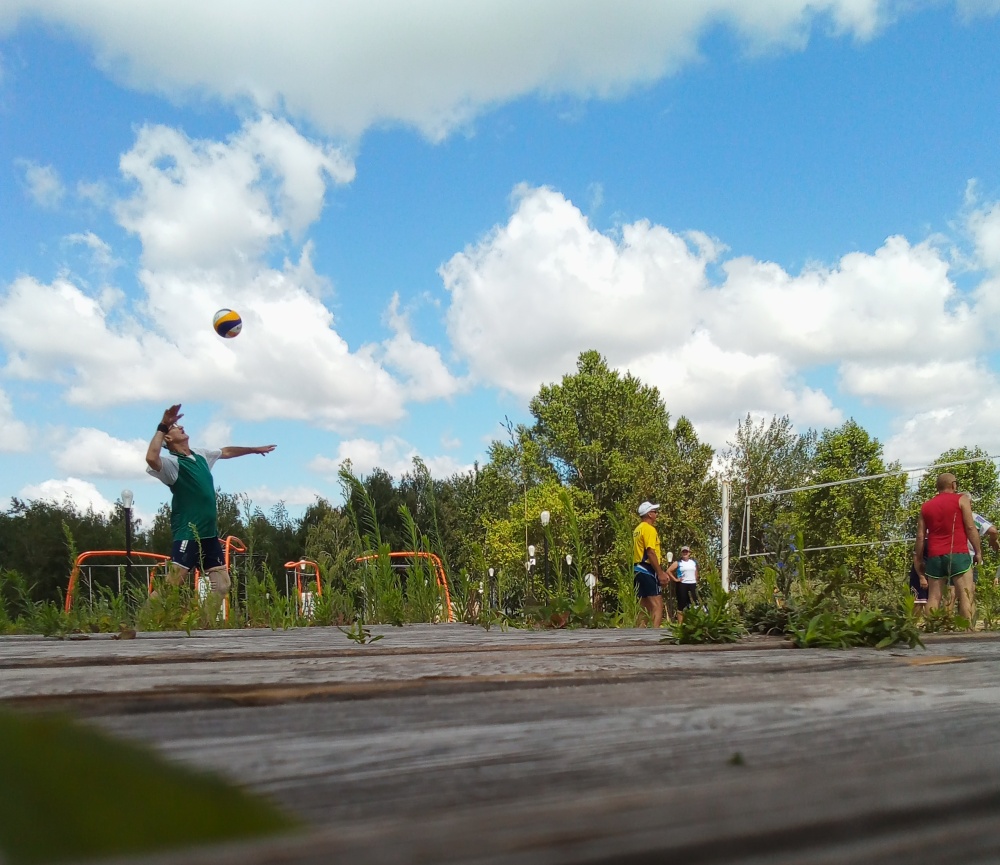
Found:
[0,710,297,864]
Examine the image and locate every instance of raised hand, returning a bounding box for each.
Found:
[161,404,183,427]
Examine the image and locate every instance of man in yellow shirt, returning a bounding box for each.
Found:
[633,501,670,628]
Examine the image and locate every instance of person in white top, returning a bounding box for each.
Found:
[972,513,1000,554]
[968,506,1000,584]
[668,545,699,623]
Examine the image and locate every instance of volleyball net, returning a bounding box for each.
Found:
[735,453,1000,563]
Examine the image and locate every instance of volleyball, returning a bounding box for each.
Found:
[213,309,242,339]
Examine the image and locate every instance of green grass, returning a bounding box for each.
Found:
[0,710,297,864]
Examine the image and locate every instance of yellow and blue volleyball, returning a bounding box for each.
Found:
[212,308,242,339]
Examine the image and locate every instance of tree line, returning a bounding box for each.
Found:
[2,350,997,606]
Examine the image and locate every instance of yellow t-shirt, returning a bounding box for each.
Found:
[633,521,661,567]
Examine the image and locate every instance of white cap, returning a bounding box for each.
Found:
[681,545,691,552]
[638,501,660,516]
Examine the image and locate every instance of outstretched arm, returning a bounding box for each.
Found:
[220,445,276,459]
[960,496,983,564]
[145,404,182,472]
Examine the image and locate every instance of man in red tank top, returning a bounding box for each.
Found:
[914,473,981,622]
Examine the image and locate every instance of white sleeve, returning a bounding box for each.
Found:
[196,448,222,470]
[147,452,179,486]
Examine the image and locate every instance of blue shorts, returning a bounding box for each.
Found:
[172,537,225,572]
[634,567,661,598]
[908,566,928,601]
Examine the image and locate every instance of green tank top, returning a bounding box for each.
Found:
[168,451,219,541]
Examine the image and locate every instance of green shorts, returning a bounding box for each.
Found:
[924,553,973,580]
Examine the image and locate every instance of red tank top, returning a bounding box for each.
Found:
[921,492,969,557]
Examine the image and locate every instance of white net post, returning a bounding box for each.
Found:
[721,479,731,592]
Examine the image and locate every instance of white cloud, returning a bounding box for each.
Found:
[0,1,891,139]
[65,231,120,272]
[76,179,112,207]
[628,334,843,446]
[0,117,462,432]
[381,294,463,402]
[197,418,233,450]
[713,236,974,365]
[441,432,462,450]
[839,360,995,408]
[16,158,65,208]
[0,275,148,386]
[441,184,998,453]
[885,401,1000,467]
[958,0,1000,20]
[967,198,1000,273]
[442,184,714,396]
[311,436,472,481]
[241,485,326,509]
[116,116,353,272]
[0,390,31,452]
[53,428,148,479]
[18,477,116,515]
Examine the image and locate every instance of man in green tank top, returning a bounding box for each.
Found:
[145,404,276,606]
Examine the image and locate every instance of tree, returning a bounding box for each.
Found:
[721,414,816,583]
[0,498,142,602]
[796,420,906,582]
[912,446,999,525]
[484,350,717,581]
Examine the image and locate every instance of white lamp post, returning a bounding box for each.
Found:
[539,511,550,593]
[121,489,134,589]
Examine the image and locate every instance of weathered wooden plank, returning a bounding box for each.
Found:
[4,627,1000,863]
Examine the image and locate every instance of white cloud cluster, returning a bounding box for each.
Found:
[1,0,890,139]
[16,158,65,207]
[65,231,121,274]
[116,115,353,271]
[442,184,1000,459]
[0,116,461,430]
[311,436,472,482]
[53,428,148,479]
[18,477,116,515]
[0,389,30,452]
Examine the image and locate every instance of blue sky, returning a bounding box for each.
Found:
[2,1,1000,529]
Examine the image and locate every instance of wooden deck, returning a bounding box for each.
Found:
[4,625,1000,863]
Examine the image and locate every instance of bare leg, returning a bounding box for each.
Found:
[200,566,231,624]
[147,563,188,601]
[205,566,231,596]
[926,578,945,611]
[639,596,664,628]
[650,595,664,629]
[952,572,975,626]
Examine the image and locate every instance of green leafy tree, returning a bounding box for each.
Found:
[483,351,716,587]
[796,420,906,583]
[911,446,1000,523]
[721,414,816,583]
[0,498,146,602]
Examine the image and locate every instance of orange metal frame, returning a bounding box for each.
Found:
[282,559,324,597]
[64,535,248,613]
[64,550,171,612]
[353,551,454,623]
